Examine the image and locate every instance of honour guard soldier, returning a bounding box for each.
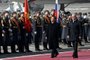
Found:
[0,14,2,54]
[2,11,10,54]
[43,10,50,50]
[18,13,25,52]
[19,13,32,52]
[10,12,20,53]
[34,11,42,51]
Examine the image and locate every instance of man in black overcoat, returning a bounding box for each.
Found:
[68,15,80,58]
[48,16,59,58]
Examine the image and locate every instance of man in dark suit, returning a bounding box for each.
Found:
[48,16,59,58]
[68,14,80,58]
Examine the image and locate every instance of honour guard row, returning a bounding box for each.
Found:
[0,10,90,58]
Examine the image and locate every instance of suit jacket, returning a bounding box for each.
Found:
[68,20,80,41]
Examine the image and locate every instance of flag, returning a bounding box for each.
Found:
[54,0,59,22]
[24,0,32,32]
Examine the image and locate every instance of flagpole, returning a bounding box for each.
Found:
[55,0,59,22]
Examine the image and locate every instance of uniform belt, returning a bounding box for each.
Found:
[63,25,66,28]
[13,26,18,28]
[36,26,42,27]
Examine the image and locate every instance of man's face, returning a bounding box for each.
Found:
[21,14,24,17]
[72,16,76,21]
[45,12,49,16]
[5,13,9,17]
[51,17,55,23]
[13,14,17,17]
[76,14,80,18]
[36,13,40,17]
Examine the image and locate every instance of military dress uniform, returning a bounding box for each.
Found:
[19,16,31,52]
[2,16,10,53]
[18,17,25,52]
[34,16,42,51]
[43,15,50,50]
[24,17,32,52]
[0,16,2,53]
[25,18,33,45]
[10,17,20,53]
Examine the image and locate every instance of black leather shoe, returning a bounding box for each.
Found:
[4,52,11,54]
[43,48,49,50]
[54,52,59,57]
[72,54,78,58]
[73,56,78,58]
[12,51,17,53]
[26,50,33,52]
[51,54,55,58]
[35,49,42,51]
[68,45,72,47]
[80,44,84,46]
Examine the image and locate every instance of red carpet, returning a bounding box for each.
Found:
[1,49,90,60]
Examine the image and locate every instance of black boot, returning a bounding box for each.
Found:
[72,52,78,58]
[51,49,58,58]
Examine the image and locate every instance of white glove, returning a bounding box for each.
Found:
[34,31,37,34]
[67,35,69,38]
[9,28,12,32]
[2,34,5,37]
[26,33,28,36]
[2,30,5,33]
[43,31,45,34]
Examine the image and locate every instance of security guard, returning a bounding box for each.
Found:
[83,13,90,43]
